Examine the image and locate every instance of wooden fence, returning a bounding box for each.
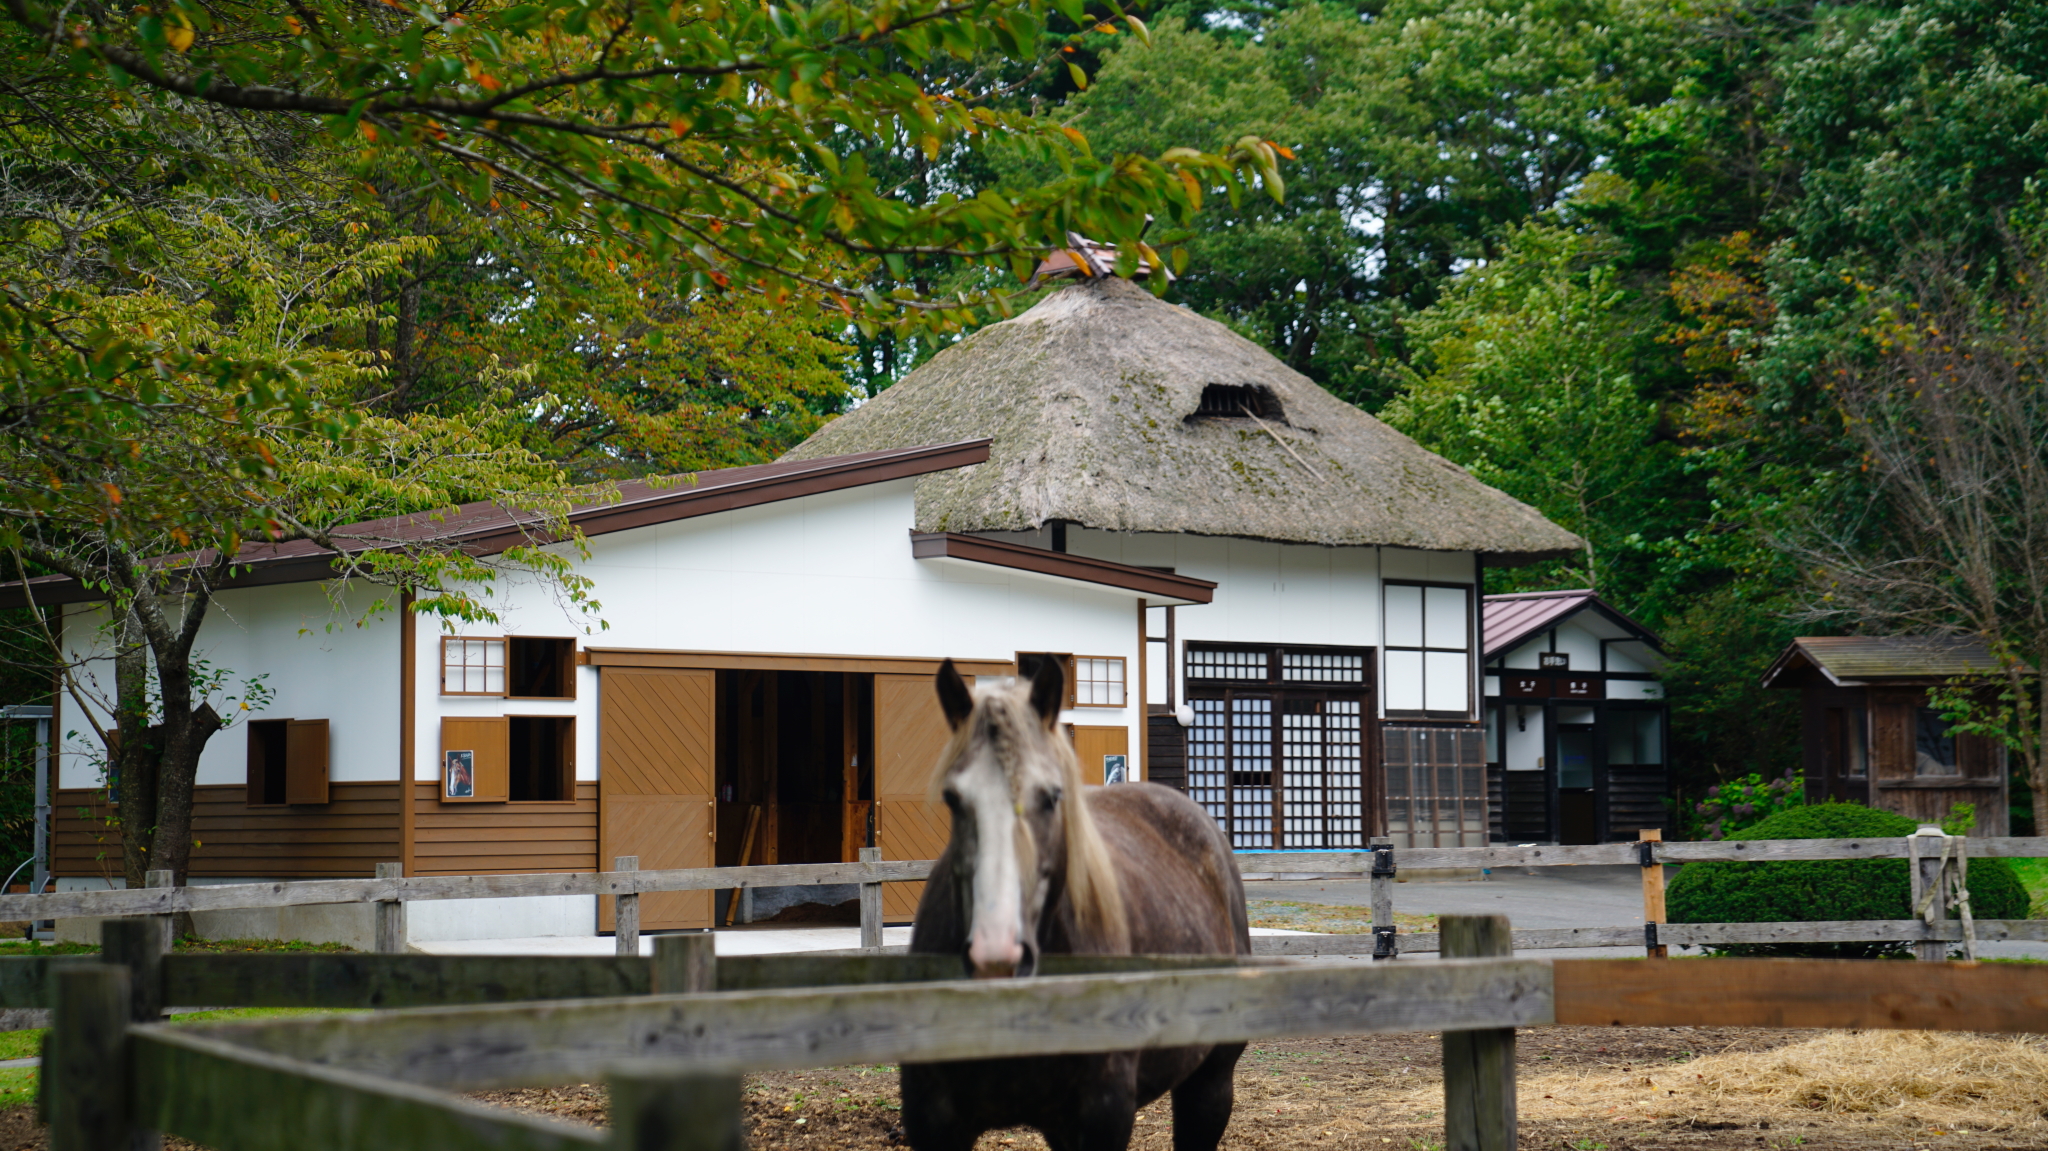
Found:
[34,914,2048,1151]
[14,832,2044,960]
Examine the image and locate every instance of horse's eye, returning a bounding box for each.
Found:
[1038,787,1062,814]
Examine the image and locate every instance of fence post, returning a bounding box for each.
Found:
[1441,914,1515,1151]
[1369,837,1397,960]
[1638,829,1667,959]
[144,870,174,953]
[608,1069,743,1151]
[375,862,407,954]
[1910,827,1947,962]
[101,918,164,1023]
[859,846,884,951]
[651,932,716,994]
[614,856,641,958]
[48,965,134,1151]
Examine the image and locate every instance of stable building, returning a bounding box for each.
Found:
[1482,590,1668,845]
[21,276,1582,944]
[1760,636,2009,835]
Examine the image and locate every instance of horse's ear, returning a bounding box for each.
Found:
[1028,656,1064,727]
[935,659,974,730]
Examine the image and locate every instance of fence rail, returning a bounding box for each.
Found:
[17,832,2039,960]
[39,913,2048,1151]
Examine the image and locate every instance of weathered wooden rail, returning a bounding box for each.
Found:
[18,832,2042,959]
[37,915,2048,1151]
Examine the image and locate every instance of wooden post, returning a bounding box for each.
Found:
[1639,829,1667,959]
[608,1070,743,1151]
[101,918,164,1023]
[859,846,884,951]
[652,933,716,994]
[614,856,640,958]
[1369,837,1397,960]
[1910,827,1947,963]
[49,965,134,1151]
[1441,914,1516,1151]
[144,870,173,953]
[375,862,407,954]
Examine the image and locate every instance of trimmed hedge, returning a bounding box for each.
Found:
[1666,803,2030,958]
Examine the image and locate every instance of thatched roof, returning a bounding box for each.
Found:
[783,277,1583,561]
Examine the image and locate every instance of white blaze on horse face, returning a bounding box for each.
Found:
[956,751,1026,976]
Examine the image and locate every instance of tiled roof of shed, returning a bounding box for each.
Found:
[1482,589,1661,658]
[1761,636,2006,688]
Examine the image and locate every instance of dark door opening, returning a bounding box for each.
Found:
[1556,725,1598,845]
[716,670,873,871]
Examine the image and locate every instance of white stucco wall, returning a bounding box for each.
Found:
[56,584,402,790]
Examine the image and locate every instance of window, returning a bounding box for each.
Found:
[441,716,576,802]
[246,718,329,806]
[1915,708,1958,776]
[1383,583,1472,718]
[1384,726,1486,848]
[1189,383,1282,421]
[1605,711,1664,767]
[1184,642,1372,851]
[509,716,574,801]
[1072,657,1126,707]
[443,638,505,695]
[442,637,576,698]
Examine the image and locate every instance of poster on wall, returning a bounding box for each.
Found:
[1103,754,1128,785]
[444,750,475,798]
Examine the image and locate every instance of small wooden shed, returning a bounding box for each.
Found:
[1760,637,2009,835]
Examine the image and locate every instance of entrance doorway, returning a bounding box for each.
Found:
[1556,724,1598,844]
[715,671,873,872]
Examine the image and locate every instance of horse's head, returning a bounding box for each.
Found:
[933,658,1125,978]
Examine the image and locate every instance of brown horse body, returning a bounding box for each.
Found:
[902,662,1250,1151]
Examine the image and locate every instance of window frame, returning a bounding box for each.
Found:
[440,635,578,700]
[1070,655,1128,709]
[1381,580,1475,721]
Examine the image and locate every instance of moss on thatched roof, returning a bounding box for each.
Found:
[784,278,1583,560]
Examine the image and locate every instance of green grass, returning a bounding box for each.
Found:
[0,936,354,958]
[2004,858,2048,918]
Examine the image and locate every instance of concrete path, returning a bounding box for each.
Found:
[1250,866,2048,961]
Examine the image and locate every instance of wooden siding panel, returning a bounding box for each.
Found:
[599,669,714,930]
[1606,766,1667,840]
[409,782,599,877]
[875,673,954,921]
[54,783,401,879]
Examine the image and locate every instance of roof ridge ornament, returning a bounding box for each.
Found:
[1032,230,1174,283]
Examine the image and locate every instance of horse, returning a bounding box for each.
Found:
[901,657,1251,1151]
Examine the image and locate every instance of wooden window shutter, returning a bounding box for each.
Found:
[441,717,510,802]
[284,719,330,804]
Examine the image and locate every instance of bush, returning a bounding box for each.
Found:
[1666,803,2031,958]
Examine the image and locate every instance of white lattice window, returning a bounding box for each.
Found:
[1073,657,1126,707]
[442,638,506,695]
[1281,650,1366,684]
[1187,648,1266,681]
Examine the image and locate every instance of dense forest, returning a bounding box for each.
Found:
[3,0,2043,878]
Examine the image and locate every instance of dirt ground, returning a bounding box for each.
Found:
[470,1026,2048,1151]
[0,1025,2035,1150]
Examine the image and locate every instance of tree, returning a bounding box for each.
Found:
[1781,253,2048,830]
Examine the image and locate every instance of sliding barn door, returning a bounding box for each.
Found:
[600,667,715,930]
[874,673,954,921]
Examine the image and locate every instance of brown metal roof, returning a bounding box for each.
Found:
[1760,636,2008,689]
[1,441,992,610]
[1482,589,1660,659]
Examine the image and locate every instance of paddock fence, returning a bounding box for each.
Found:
[6,832,2042,961]
[34,915,2048,1151]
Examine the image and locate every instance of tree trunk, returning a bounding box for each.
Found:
[111,608,158,888]
[2033,675,2048,838]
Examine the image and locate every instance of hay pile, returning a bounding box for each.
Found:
[1508,1031,2048,1134]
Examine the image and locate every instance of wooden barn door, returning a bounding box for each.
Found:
[600,667,715,930]
[874,673,954,921]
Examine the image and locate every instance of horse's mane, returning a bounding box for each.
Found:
[931,687,1129,951]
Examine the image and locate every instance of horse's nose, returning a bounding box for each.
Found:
[968,933,1023,978]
